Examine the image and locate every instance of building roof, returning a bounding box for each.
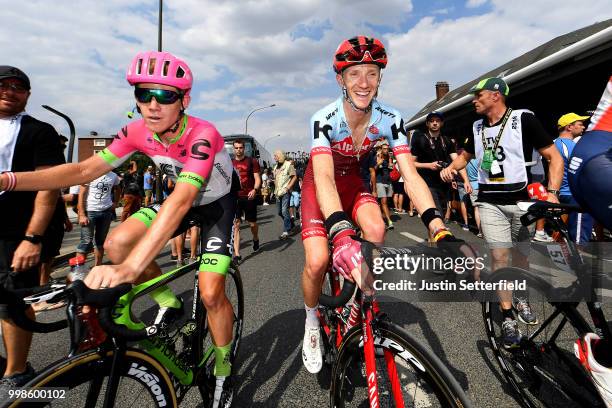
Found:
[407,19,612,128]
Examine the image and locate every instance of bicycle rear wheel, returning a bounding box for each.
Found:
[482,267,605,407]
[193,266,244,400]
[4,349,176,408]
[331,320,472,408]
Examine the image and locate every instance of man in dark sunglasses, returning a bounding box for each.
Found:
[0,52,239,407]
[0,65,65,388]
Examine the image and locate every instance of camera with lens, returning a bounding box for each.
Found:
[437,161,449,168]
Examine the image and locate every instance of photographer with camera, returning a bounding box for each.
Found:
[411,111,470,240]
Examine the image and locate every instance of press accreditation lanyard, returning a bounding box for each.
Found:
[480,108,512,171]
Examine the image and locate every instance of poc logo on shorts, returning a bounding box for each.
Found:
[205,237,222,251]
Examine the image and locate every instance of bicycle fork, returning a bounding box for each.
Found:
[362,298,405,408]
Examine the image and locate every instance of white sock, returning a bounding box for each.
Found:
[305,304,319,328]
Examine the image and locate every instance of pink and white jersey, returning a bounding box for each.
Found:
[99,115,234,206]
[309,97,410,175]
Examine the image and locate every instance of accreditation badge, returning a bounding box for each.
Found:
[481,149,494,171]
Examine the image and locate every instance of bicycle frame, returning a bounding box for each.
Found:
[320,265,407,408]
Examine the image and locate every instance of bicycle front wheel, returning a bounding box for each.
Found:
[482,267,604,408]
[331,320,472,408]
[4,349,176,408]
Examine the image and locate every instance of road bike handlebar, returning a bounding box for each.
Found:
[518,199,582,227]
[0,281,158,342]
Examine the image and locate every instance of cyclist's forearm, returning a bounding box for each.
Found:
[312,154,342,219]
[6,156,112,192]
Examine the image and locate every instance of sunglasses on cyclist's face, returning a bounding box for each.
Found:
[134,88,182,105]
[336,45,386,63]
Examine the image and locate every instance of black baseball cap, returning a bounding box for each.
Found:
[426,111,444,122]
[0,66,31,90]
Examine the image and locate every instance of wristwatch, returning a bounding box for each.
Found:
[546,188,560,196]
[23,234,43,244]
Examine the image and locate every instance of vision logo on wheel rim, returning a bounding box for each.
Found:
[127,363,168,407]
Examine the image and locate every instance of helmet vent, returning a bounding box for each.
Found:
[162,60,170,77]
[148,58,157,75]
[176,66,185,79]
[136,58,143,75]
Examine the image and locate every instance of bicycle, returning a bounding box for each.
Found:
[481,199,611,408]
[317,240,474,408]
[0,218,244,408]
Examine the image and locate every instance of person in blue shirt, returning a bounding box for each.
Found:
[554,113,593,245]
[465,157,482,237]
[143,165,155,206]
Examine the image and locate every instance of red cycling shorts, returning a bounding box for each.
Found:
[300,164,378,241]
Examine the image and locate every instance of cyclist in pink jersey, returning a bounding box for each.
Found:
[0,51,237,407]
[300,36,464,374]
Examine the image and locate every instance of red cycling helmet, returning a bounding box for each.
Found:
[333,36,388,74]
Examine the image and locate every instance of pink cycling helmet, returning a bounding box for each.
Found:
[126,51,193,95]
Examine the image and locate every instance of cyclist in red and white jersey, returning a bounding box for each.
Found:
[0,51,237,407]
[300,36,461,373]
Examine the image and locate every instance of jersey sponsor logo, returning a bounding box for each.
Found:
[390,118,407,140]
[340,120,347,128]
[115,126,128,140]
[127,363,168,406]
[369,125,379,135]
[313,121,332,142]
[512,116,518,130]
[375,106,396,118]
[568,156,582,174]
[326,107,338,121]
[190,139,211,160]
[205,236,222,251]
[159,163,174,176]
[309,219,324,224]
[311,146,332,156]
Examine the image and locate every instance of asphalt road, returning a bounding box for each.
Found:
[2,204,609,407]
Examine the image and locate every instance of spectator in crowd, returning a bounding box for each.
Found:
[360,148,376,193]
[554,112,594,245]
[36,136,73,303]
[0,66,65,388]
[231,139,262,264]
[273,149,297,240]
[120,160,142,222]
[76,171,120,266]
[289,160,302,227]
[412,111,470,240]
[370,142,394,229]
[442,77,563,347]
[465,157,483,237]
[261,167,271,205]
[530,150,553,242]
[143,165,155,206]
[391,158,406,214]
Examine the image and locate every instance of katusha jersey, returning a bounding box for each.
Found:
[309,97,410,175]
[98,115,234,206]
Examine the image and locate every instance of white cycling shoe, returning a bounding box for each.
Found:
[302,326,323,374]
[574,333,612,407]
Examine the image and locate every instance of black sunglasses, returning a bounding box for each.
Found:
[134,88,182,105]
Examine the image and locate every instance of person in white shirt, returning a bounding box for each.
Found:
[76,171,120,265]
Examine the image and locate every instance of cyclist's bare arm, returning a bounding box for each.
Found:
[77,183,89,225]
[395,153,445,231]
[3,154,113,192]
[312,153,343,218]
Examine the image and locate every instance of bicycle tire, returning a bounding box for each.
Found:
[3,349,176,408]
[331,319,472,408]
[319,266,344,367]
[482,266,605,408]
[193,265,244,402]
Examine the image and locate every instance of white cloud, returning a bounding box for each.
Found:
[1,0,610,153]
[466,0,488,8]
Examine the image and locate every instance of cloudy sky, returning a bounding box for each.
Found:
[2,0,611,155]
